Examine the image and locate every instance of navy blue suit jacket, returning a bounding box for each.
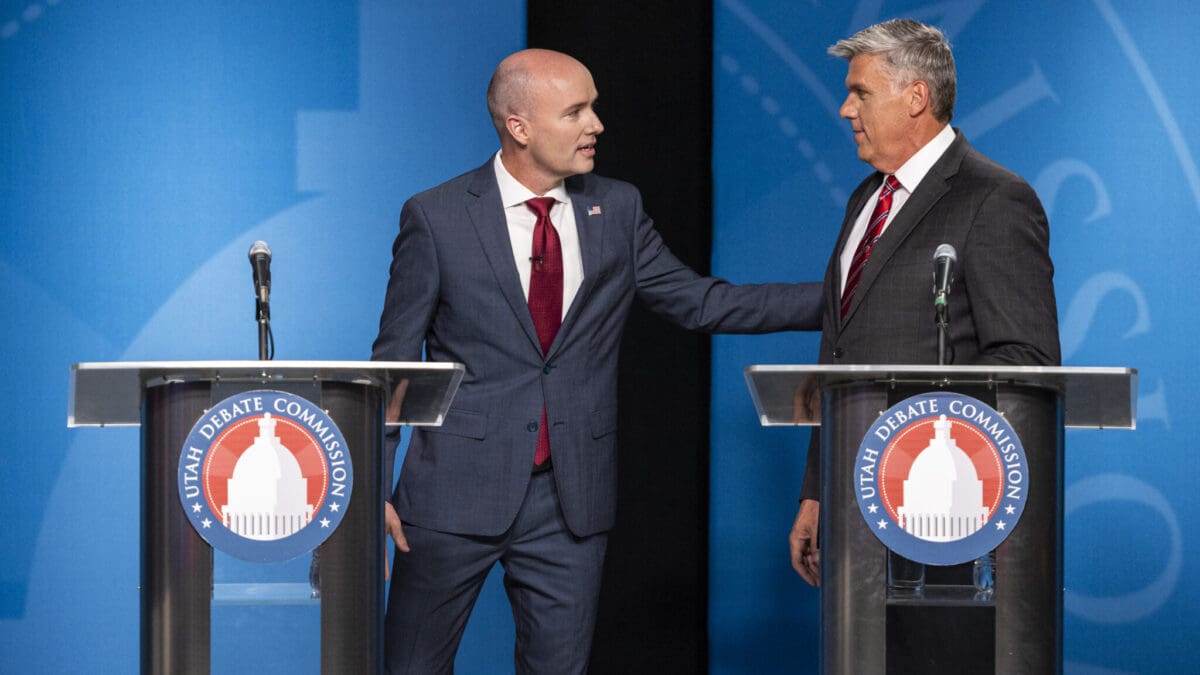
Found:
[373,159,822,537]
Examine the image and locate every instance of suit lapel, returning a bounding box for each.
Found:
[839,132,968,328]
[828,177,881,329]
[465,163,544,355]
[547,174,607,360]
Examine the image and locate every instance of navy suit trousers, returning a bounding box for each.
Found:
[384,471,608,674]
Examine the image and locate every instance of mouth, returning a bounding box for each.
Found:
[578,143,596,157]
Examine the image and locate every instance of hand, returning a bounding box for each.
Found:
[386,378,410,425]
[384,501,408,580]
[789,499,821,586]
[791,373,820,424]
[385,501,409,552]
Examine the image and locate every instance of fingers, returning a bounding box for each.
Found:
[790,529,819,586]
[392,523,410,553]
[805,548,821,585]
[791,374,822,423]
[789,500,821,586]
[386,378,410,425]
[789,541,809,580]
[385,502,410,553]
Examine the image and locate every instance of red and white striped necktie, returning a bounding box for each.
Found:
[841,174,900,321]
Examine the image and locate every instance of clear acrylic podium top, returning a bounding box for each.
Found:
[744,364,1137,429]
[68,360,465,428]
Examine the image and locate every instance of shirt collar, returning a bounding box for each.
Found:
[892,124,955,193]
[493,151,570,209]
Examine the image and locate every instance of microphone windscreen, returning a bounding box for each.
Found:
[249,240,272,260]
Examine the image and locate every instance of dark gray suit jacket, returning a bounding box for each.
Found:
[373,159,822,537]
[800,131,1061,501]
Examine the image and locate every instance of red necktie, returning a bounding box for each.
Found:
[525,197,562,466]
[841,174,900,321]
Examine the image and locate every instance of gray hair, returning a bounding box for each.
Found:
[828,18,956,123]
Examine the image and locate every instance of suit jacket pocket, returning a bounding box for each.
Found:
[425,407,487,440]
[591,405,619,439]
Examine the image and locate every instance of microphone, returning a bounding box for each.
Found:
[932,243,957,310]
[932,243,956,366]
[248,241,273,360]
[249,240,272,308]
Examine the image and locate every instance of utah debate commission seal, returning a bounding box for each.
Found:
[854,392,1028,566]
[177,390,352,562]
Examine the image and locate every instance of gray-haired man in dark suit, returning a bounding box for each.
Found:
[788,19,1061,586]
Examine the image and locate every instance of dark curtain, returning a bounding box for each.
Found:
[527,3,713,672]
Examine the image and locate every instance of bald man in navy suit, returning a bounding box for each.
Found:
[372,48,822,673]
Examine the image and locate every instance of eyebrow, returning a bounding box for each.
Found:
[562,96,597,114]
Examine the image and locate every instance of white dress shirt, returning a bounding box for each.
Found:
[838,124,956,294]
[493,152,584,319]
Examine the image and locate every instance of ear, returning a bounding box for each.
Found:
[908,80,931,118]
[506,114,530,147]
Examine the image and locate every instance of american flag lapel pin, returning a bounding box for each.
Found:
[587,204,602,216]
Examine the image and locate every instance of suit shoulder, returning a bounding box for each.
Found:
[947,146,1045,214]
[958,145,1030,188]
[949,146,1049,230]
[406,165,487,206]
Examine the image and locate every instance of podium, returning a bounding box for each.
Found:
[68,360,464,675]
[745,365,1136,674]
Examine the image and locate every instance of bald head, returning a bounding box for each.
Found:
[486,48,603,193]
[486,49,591,139]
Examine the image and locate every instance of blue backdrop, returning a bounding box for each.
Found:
[3,1,1197,673]
[711,1,1198,674]
[1,1,522,672]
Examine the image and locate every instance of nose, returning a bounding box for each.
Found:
[839,93,856,120]
[588,109,604,135]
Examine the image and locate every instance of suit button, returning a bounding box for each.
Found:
[526,421,539,432]
[543,365,552,375]
[833,347,845,359]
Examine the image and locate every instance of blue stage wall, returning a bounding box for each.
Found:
[4,1,1197,673]
[711,1,1199,673]
[0,2,522,672]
